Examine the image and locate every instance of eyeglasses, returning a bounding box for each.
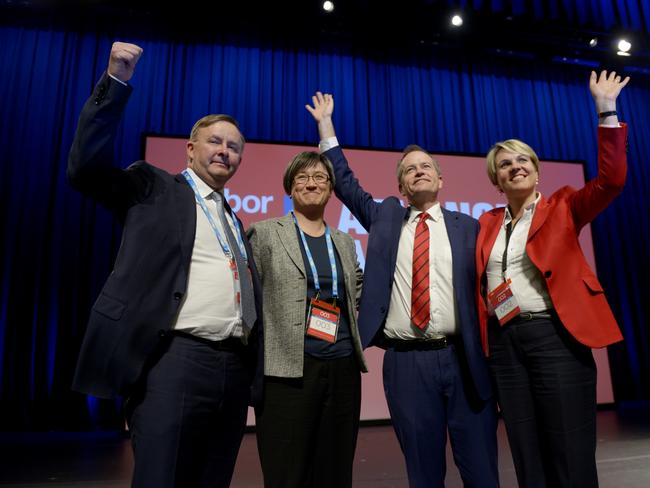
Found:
[294,172,330,185]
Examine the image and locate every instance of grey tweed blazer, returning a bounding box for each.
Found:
[248,213,367,378]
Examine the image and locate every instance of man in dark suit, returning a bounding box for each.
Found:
[306,92,499,488]
[67,41,263,488]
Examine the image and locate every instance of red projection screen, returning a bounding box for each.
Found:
[145,136,615,422]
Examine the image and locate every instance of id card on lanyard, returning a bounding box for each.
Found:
[306,298,341,343]
[182,170,248,314]
[292,212,341,344]
[488,278,521,325]
[487,220,521,325]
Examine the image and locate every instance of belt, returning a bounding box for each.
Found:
[384,336,457,351]
[170,330,247,352]
[514,310,555,321]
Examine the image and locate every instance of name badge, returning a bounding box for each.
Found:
[306,298,341,343]
[487,279,521,326]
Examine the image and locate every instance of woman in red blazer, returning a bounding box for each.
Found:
[476,71,629,488]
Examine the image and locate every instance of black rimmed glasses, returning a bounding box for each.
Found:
[294,172,330,185]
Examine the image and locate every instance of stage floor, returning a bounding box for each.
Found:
[1,406,649,487]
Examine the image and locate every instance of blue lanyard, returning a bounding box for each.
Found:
[292,212,338,299]
[182,170,248,262]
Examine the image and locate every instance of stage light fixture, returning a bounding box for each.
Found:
[451,14,463,27]
[617,39,632,56]
[589,38,598,48]
[323,1,334,12]
[617,39,631,52]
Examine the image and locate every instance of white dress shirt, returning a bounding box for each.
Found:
[319,136,458,339]
[384,204,459,339]
[171,168,247,340]
[485,194,553,314]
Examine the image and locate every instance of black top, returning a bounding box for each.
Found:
[296,230,354,359]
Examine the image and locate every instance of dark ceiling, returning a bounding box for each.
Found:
[2,0,649,70]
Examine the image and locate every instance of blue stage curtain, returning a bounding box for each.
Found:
[447,0,650,30]
[1,23,648,429]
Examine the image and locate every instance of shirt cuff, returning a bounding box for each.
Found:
[108,73,128,86]
[319,136,339,152]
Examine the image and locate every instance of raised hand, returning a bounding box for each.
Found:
[305,91,334,122]
[108,42,143,83]
[590,70,630,113]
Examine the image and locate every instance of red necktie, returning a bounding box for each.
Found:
[411,212,430,330]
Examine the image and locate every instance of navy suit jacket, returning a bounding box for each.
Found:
[67,73,263,403]
[324,146,492,401]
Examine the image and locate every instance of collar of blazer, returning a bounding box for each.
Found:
[440,206,460,228]
[274,212,350,278]
[477,194,550,269]
[274,214,306,275]
[174,172,199,270]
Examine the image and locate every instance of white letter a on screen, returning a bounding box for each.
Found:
[337,206,368,235]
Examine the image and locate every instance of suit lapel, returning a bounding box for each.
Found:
[331,229,354,293]
[478,210,503,270]
[174,174,197,267]
[388,204,409,275]
[527,195,550,242]
[275,214,306,276]
[442,208,462,279]
[330,230,350,262]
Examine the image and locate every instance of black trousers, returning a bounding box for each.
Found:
[255,354,361,488]
[126,334,251,488]
[488,315,598,488]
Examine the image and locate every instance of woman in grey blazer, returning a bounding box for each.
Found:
[248,151,367,488]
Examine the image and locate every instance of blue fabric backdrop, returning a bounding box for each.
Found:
[1,18,648,429]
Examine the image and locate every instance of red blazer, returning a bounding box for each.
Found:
[476,124,628,354]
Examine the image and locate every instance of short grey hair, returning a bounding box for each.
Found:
[396,144,441,183]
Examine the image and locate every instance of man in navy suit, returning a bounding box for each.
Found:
[307,92,498,488]
[68,41,263,488]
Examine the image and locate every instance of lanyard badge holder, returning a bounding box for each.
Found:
[487,221,521,325]
[292,212,341,343]
[306,294,341,343]
[182,170,249,315]
[488,279,521,325]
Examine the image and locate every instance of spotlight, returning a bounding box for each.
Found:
[589,38,598,48]
[451,14,463,27]
[617,39,632,52]
[322,1,334,12]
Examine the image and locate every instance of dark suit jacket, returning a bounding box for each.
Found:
[67,73,263,402]
[323,146,492,402]
[476,124,627,353]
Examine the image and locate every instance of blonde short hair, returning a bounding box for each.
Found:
[486,139,539,185]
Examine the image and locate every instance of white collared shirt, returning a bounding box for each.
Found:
[171,168,247,340]
[319,136,457,338]
[384,203,459,339]
[485,194,553,314]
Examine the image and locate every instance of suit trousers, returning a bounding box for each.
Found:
[126,334,251,488]
[488,315,598,488]
[255,354,361,488]
[383,344,499,488]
